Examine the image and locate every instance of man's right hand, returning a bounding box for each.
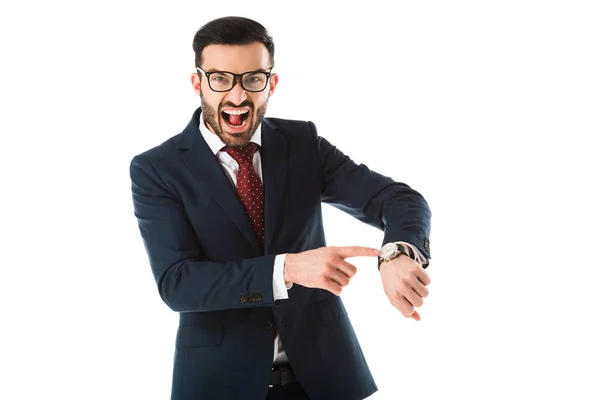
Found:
[283,246,380,296]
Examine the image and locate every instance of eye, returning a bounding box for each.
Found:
[245,73,265,83]
[210,73,232,84]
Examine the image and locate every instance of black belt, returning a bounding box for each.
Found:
[270,363,297,386]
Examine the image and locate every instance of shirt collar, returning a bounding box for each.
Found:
[199,111,262,155]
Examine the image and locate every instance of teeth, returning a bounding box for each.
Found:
[222,109,249,115]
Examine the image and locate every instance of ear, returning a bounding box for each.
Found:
[268,73,279,96]
[191,72,201,96]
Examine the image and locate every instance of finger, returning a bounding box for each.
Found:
[334,246,380,259]
[412,278,430,299]
[415,267,431,286]
[335,260,358,279]
[329,269,351,287]
[324,278,343,296]
[402,287,424,308]
[390,295,414,318]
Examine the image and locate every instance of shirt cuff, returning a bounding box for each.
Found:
[273,254,292,300]
[396,241,429,267]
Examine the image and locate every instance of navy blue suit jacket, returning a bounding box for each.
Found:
[130,107,431,399]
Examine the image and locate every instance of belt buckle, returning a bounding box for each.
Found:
[280,366,294,386]
[270,364,295,387]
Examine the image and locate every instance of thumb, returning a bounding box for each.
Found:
[409,311,421,321]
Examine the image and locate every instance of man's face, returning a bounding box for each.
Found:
[191,42,278,148]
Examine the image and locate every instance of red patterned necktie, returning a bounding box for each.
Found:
[224,143,265,248]
[224,144,277,339]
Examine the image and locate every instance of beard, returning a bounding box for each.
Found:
[200,91,269,148]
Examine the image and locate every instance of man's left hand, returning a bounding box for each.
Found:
[380,255,431,321]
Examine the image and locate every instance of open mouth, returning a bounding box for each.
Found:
[221,108,250,129]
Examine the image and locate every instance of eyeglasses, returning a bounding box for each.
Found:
[196,67,272,92]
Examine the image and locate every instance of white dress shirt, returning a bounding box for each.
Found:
[198,112,428,364]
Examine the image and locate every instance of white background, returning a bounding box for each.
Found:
[1,1,599,399]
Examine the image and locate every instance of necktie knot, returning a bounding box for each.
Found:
[224,143,258,166]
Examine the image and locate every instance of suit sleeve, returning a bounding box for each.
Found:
[313,122,432,262]
[130,154,276,312]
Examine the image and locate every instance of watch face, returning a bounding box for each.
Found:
[380,243,398,259]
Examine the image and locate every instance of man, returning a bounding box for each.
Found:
[130,16,432,400]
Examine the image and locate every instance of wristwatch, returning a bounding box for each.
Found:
[378,242,414,270]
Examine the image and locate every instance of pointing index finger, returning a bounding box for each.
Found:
[335,246,380,259]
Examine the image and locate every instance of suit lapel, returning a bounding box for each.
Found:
[178,109,262,253]
[261,119,288,253]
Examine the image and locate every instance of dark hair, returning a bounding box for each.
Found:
[192,16,275,68]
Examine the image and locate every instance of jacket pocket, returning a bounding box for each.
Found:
[316,296,349,326]
[176,322,223,348]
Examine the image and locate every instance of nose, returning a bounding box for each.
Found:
[224,79,247,105]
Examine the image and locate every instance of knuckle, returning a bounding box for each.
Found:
[398,280,409,292]
[408,276,418,286]
[325,255,337,266]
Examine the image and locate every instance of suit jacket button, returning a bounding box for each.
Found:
[256,293,263,302]
[240,295,247,304]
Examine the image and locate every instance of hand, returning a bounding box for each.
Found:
[380,255,431,321]
[284,246,379,296]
